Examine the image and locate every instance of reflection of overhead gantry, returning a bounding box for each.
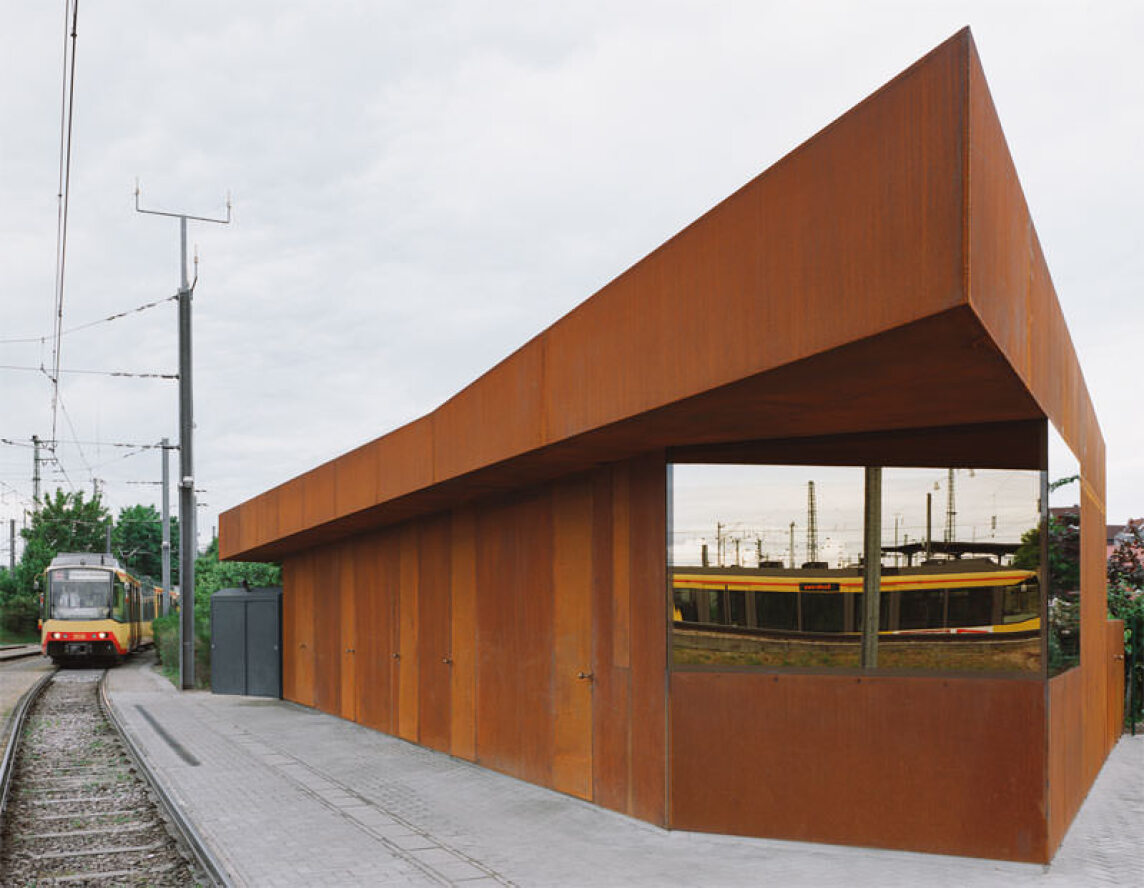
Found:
[881,540,1020,567]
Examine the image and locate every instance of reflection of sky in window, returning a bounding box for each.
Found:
[670,464,1042,567]
[1048,421,1081,510]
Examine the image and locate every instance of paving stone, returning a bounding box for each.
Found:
[98,654,1144,888]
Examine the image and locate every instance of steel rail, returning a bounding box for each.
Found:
[0,669,56,841]
[97,672,232,887]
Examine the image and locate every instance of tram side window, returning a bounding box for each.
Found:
[727,589,748,627]
[947,588,993,629]
[111,580,129,623]
[704,589,726,625]
[756,591,797,631]
[801,594,844,634]
[897,589,945,631]
[1003,581,1039,623]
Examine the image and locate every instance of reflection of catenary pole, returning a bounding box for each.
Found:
[135,182,230,690]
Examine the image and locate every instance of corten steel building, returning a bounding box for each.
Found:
[220,30,1123,862]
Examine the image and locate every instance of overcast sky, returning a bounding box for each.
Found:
[1,1,1140,563]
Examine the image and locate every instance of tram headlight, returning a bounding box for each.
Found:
[97,632,108,639]
[51,632,62,639]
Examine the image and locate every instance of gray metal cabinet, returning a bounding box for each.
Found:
[211,586,282,698]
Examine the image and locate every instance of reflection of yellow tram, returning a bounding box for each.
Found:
[672,559,1040,638]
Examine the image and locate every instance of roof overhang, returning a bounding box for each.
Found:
[220,29,1101,563]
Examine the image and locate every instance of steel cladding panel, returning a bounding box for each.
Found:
[339,546,357,721]
[551,476,595,800]
[670,672,1047,861]
[398,525,420,742]
[475,493,555,786]
[281,559,298,701]
[627,454,668,824]
[418,515,452,753]
[285,553,315,707]
[590,467,629,812]
[313,546,341,716]
[357,531,400,735]
[450,508,478,761]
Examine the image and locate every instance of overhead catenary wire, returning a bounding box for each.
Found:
[0,293,178,346]
[49,0,81,448]
[0,438,169,450]
[0,365,178,379]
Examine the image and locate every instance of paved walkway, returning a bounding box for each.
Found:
[96,653,1141,887]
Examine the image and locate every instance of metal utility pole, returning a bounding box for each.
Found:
[925,493,933,562]
[861,467,883,669]
[32,435,42,508]
[944,467,956,544]
[8,519,14,571]
[136,183,230,690]
[789,521,796,569]
[806,481,819,564]
[161,437,171,616]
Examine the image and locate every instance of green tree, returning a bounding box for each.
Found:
[0,489,111,636]
[16,489,111,592]
[111,503,179,585]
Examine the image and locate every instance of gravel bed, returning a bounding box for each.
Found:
[1,669,202,886]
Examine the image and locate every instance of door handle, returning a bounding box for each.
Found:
[442,656,453,665]
[577,671,594,681]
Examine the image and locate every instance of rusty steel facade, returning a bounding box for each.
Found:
[220,30,1119,862]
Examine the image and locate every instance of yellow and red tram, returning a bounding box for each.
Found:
[40,552,161,664]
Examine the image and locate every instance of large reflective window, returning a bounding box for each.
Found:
[670,463,1043,674]
[1047,425,1081,675]
[878,468,1042,673]
[670,465,866,669]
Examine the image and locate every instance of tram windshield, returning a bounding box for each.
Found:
[49,569,112,620]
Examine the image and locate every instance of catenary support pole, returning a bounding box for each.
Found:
[8,519,14,571]
[135,182,229,690]
[861,466,882,669]
[161,437,171,616]
[177,215,196,688]
[32,435,41,508]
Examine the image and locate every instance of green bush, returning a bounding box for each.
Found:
[152,614,180,681]
[151,540,280,689]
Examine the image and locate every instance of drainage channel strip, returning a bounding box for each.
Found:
[0,669,207,886]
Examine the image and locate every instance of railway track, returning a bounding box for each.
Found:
[0,668,215,886]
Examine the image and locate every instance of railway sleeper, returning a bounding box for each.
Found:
[28,839,168,860]
[43,861,180,885]
[26,821,150,839]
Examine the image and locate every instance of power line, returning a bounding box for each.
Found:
[0,294,177,346]
[0,365,177,379]
[49,0,81,448]
[0,438,169,450]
